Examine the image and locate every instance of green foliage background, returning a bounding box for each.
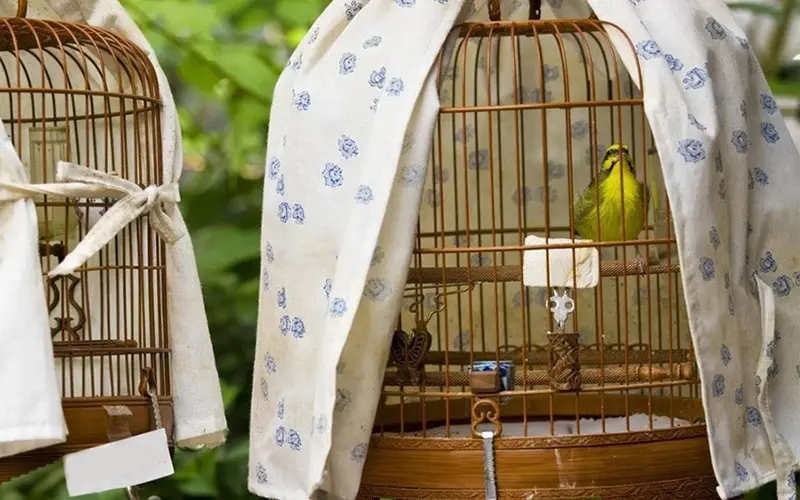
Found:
[0,0,327,498]
[0,0,796,499]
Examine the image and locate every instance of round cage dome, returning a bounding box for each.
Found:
[359,1,716,498]
[0,0,172,481]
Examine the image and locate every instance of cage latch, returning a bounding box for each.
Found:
[104,405,133,443]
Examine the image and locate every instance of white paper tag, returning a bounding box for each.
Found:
[64,429,173,497]
[522,235,599,289]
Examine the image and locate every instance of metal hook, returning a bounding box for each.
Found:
[407,284,474,329]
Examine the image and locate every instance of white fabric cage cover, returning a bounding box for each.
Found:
[250,0,800,499]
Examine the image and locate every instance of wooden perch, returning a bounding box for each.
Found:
[383,362,696,387]
[423,348,693,367]
[406,261,679,285]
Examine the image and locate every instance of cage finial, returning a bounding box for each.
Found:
[487,0,542,21]
[15,0,27,18]
[487,0,501,21]
[529,0,542,20]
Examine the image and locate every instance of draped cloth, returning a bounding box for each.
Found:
[0,0,227,459]
[250,0,800,498]
[595,1,800,498]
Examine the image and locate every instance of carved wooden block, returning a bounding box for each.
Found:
[469,369,501,394]
[548,332,581,391]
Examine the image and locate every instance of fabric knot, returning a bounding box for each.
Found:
[143,184,160,208]
[0,161,185,276]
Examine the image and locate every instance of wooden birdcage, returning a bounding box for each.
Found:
[0,0,172,481]
[361,1,717,498]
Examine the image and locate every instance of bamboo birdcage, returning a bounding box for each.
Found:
[360,1,717,498]
[0,0,172,481]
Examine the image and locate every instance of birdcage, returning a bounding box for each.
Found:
[359,1,716,498]
[0,0,171,481]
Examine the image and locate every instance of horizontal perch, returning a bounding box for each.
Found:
[50,339,171,358]
[406,261,679,285]
[383,362,696,387]
[423,348,694,367]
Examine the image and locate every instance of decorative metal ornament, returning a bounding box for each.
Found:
[548,288,575,330]
[389,325,433,386]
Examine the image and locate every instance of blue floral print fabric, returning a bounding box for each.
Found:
[586,0,800,498]
[249,0,469,498]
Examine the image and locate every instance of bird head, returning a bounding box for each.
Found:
[601,144,634,173]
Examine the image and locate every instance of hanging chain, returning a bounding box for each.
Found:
[145,382,164,430]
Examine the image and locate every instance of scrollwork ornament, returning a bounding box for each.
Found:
[470,398,502,438]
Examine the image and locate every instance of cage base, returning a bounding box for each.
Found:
[0,397,173,484]
[363,394,715,499]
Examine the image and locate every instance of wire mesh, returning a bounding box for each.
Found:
[0,13,169,402]
[375,12,700,442]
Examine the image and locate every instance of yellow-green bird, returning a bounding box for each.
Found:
[573,143,653,272]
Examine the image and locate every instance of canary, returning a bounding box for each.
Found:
[573,143,652,273]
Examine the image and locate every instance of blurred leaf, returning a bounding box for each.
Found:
[286,27,309,46]
[727,2,781,16]
[275,1,324,26]
[172,449,219,496]
[27,464,65,496]
[177,53,223,95]
[131,0,223,37]
[194,42,279,103]
[192,224,260,276]
[221,379,242,409]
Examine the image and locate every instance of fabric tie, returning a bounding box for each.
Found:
[0,160,183,276]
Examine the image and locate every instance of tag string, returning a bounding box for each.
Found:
[145,383,164,430]
[481,431,498,500]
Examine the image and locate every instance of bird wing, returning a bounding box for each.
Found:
[573,179,601,239]
[648,178,659,216]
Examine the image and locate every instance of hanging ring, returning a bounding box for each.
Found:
[488,0,541,21]
[488,0,501,21]
[529,0,542,20]
[16,0,27,18]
